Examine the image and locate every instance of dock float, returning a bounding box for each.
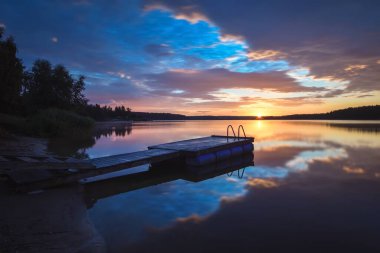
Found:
[2,127,254,191]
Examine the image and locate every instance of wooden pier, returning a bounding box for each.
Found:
[149,135,253,156]
[1,135,254,191]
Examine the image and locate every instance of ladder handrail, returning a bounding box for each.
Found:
[226,125,236,141]
[237,125,246,140]
[227,168,246,179]
[237,168,245,179]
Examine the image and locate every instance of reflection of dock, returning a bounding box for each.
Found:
[3,131,254,191]
[0,153,254,252]
[84,154,254,208]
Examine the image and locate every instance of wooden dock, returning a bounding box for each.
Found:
[2,135,254,191]
[149,135,253,156]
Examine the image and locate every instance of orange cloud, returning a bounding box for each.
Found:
[174,12,210,24]
[143,3,171,12]
[169,69,199,74]
[342,166,365,174]
[247,50,284,60]
[220,33,246,44]
[176,214,205,224]
[344,64,367,73]
[246,178,278,188]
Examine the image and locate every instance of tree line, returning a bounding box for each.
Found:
[266,105,380,120]
[0,27,131,120]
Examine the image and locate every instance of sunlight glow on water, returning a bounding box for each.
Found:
[81,120,380,249]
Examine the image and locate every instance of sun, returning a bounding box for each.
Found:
[257,113,262,119]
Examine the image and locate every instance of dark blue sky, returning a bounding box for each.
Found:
[1,0,379,115]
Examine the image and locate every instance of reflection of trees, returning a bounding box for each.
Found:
[47,134,95,159]
[93,125,132,140]
[326,123,380,134]
[47,124,132,158]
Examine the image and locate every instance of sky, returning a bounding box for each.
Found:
[1,0,380,116]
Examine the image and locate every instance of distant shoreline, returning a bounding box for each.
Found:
[126,105,380,121]
[96,118,380,124]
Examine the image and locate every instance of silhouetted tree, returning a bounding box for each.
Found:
[84,104,132,121]
[23,59,88,112]
[0,29,135,121]
[0,27,24,113]
[72,76,88,108]
[23,60,53,110]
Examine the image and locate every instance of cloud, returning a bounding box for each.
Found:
[344,64,367,72]
[144,68,323,99]
[219,33,245,44]
[342,166,365,174]
[147,0,380,93]
[145,2,210,24]
[51,36,58,43]
[3,0,379,113]
[247,50,284,61]
[246,178,279,188]
[85,78,148,104]
[144,43,173,57]
[285,148,348,172]
[173,12,210,24]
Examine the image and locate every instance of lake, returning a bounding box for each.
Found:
[1,120,380,252]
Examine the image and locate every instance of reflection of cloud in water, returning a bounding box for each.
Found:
[246,178,279,188]
[246,166,288,178]
[257,140,327,151]
[342,166,365,174]
[175,214,204,224]
[89,142,351,245]
[286,148,348,172]
[128,161,380,253]
[85,121,380,250]
[89,165,290,244]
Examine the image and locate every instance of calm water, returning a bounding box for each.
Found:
[1,120,380,252]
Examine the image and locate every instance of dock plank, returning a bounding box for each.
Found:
[91,149,179,169]
[17,157,39,163]
[149,136,253,155]
[0,156,9,162]
[0,161,95,171]
[16,149,180,192]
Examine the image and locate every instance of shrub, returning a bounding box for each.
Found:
[26,108,94,137]
[0,113,25,134]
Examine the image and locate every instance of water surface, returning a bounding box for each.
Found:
[1,120,380,252]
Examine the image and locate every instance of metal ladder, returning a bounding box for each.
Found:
[226,125,236,141]
[237,125,246,139]
[227,168,246,179]
[226,125,247,140]
[225,124,249,179]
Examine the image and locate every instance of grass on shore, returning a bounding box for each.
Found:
[0,109,94,138]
